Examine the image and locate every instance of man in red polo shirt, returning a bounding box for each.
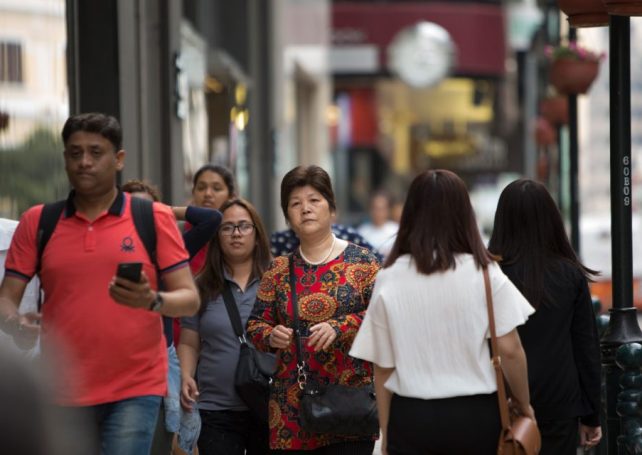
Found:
[0,113,200,455]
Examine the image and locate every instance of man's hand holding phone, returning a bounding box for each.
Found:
[109,262,155,310]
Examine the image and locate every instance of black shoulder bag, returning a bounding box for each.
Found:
[220,282,277,423]
[289,257,379,436]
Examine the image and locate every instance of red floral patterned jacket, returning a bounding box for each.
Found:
[246,243,380,450]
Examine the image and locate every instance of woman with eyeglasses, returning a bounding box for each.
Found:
[177,198,272,454]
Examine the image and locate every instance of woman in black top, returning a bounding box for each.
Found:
[489,179,602,454]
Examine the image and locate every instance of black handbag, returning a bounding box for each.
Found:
[221,283,277,423]
[289,258,379,436]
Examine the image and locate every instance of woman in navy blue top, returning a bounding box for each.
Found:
[489,179,602,454]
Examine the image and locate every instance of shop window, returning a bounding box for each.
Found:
[0,41,23,83]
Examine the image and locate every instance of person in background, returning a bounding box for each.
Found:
[357,191,398,260]
[177,165,236,348]
[122,179,222,264]
[270,222,381,262]
[122,179,221,455]
[188,164,236,275]
[390,198,404,225]
[0,218,40,355]
[247,165,380,453]
[179,198,271,454]
[488,179,602,454]
[350,169,535,455]
[0,112,200,455]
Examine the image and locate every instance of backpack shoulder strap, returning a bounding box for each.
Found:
[36,200,66,273]
[130,196,158,272]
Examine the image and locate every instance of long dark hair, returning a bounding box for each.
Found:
[488,179,597,308]
[196,198,271,303]
[386,169,495,273]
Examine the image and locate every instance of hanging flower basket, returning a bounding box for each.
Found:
[559,0,609,27]
[550,59,599,94]
[539,96,569,125]
[603,0,642,16]
[546,44,604,95]
[535,117,557,146]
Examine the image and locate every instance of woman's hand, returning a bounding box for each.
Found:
[580,425,602,450]
[308,322,337,351]
[269,325,293,349]
[180,375,200,411]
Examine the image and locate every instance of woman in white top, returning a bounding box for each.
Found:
[350,169,536,455]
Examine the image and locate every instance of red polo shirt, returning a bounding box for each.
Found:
[5,191,189,406]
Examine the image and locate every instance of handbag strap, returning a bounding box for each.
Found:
[289,256,305,363]
[220,281,247,344]
[483,267,512,433]
[289,256,309,389]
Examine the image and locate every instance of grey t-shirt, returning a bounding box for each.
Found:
[181,275,259,411]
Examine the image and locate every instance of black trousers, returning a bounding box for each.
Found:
[198,409,269,455]
[270,440,375,454]
[387,393,501,455]
[539,418,578,455]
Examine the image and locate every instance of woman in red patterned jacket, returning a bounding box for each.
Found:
[247,165,380,453]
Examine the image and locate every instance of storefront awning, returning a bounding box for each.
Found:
[332,2,506,77]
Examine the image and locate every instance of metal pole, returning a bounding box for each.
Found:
[523,52,538,180]
[568,27,580,254]
[609,18,632,312]
[568,92,580,253]
[600,15,642,455]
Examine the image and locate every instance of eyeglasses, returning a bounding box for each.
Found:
[219,222,255,236]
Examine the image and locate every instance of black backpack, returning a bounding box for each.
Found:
[35,196,158,310]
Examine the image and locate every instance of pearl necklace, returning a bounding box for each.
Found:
[299,234,336,265]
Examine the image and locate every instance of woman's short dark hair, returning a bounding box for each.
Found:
[62,112,122,151]
[196,198,272,303]
[386,169,494,273]
[121,179,161,202]
[280,165,336,221]
[488,179,597,307]
[192,164,236,197]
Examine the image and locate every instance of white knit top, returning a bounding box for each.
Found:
[350,254,534,400]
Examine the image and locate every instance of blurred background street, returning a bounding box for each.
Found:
[3,1,642,454]
[1,2,642,310]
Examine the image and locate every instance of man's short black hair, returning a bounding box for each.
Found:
[61,113,123,151]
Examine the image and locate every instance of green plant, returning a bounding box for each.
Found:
[0,128,69,218]
[545,43,605,62]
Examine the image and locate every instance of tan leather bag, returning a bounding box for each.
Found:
[483,268,541,455]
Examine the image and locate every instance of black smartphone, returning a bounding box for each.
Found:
[116,262,143,283]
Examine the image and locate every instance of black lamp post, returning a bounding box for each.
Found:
[600,15,642,455]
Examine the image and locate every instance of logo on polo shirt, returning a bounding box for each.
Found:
[121,236,135,253]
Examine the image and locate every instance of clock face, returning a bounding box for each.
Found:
[388,22,456,88]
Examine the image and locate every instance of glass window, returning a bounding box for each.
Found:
[0,41,23,83]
